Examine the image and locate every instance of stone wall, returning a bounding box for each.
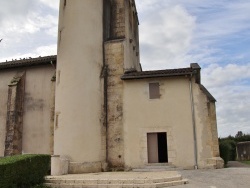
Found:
[208,102,220,157]
[237,141,250,161]
[105,40,125,169]
[104,0,140,170]
[193,82,222,168]
[110,0,126,39]
[50,74,56,154]
[4,74,25,156]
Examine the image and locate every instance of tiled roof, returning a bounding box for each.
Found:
[121,67,193,80]
[0,55,57,70]
[121,63,201,81]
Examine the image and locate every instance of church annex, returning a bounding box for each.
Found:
[0,0,223,174]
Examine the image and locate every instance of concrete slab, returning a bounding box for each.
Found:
[174,168,250,188]
[45,171,188,188]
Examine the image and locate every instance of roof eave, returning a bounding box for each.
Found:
[0,56,57,70]
[121,72,193,80]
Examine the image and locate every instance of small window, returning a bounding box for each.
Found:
[149,82,160,99]
[104,0,112,40]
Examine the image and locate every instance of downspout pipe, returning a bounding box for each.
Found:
[103,0,109,168]
[189,74,198,169]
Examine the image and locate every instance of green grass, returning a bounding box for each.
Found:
[241,161,250,165]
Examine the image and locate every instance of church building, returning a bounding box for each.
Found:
[0,0,223,174]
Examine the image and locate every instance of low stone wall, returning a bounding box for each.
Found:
[237,141,250,161]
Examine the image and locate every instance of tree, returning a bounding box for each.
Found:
[219,131,250,163]
[235,131,243,138]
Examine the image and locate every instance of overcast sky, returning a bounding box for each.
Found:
[0,0,250,137]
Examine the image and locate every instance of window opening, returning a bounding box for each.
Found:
[149,82,160,99]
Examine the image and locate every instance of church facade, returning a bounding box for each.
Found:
[0,0,223,174]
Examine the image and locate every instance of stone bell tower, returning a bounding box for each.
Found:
[53,0,140,174]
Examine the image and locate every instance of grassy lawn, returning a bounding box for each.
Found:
[241,161,250,165]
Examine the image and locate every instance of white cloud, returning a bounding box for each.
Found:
[201,63,250,137]
[136,0,250,70]
[0,1,58,60]
[139,4,196,70]
[0,0,35,23]
[216,87,250,137]
[39,0,59,10]
[203,64,250,88]
[0,44,57,63]
[35,44,57,56]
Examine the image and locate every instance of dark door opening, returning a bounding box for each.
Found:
[147,132,168,163]
[158,133,168,163]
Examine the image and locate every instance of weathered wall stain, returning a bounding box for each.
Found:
[4,74,25,156]
[24,93,44,111]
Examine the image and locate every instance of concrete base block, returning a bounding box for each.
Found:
[207,157,224,169]
[69,161,104,174]
[51,155,69,175]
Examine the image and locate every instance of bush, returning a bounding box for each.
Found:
[219,141,231,165]
[227,139,237,161]
[0,154,50,188]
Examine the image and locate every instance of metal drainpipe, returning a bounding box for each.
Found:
[103,0,109,167]
[104,64,109,165]
[189,74,198,169]
[103,47,109,166]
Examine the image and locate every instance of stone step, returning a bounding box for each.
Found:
[133,168,174,172]
[146,163,171,166]
[46,175,182,184]
[145,166,173,169]
[44,179,188,188]
[132,165,179,172]
[45,171,188,188]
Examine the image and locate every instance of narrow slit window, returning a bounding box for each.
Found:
[104,0,112,40]
[149,82,160,99]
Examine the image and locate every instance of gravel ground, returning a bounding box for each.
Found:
[174,163,250,188]
[227,161,250,168]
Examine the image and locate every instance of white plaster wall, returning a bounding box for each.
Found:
[22,66,55,154]
[0,66,54,156]
[55,0,104,163]
[0,70,16,156]
[123,77,196,169]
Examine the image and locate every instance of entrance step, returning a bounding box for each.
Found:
[133,163,180,172]
[44,171,188,188]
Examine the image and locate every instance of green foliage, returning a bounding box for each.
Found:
[226,139,237,161]
[219,141,231,165]
[0,154,50,188]
[219,131,250,164]
[234,132,250,142]
[241,161,250,165]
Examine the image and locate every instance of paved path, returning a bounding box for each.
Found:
[227,161,250,168]
[175,167,250,188]
[46,162,250,188]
